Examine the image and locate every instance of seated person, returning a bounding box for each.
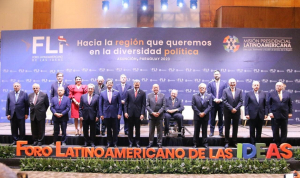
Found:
[164,89,184,137]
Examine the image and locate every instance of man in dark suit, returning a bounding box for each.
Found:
[192,83,212,148]
[94,76,107,136]
[207,70,228,137]
[79,84,99,147]
[164,89,184,137]
[49,87,71,147]
[124,79,146,148]
[146,84,166,148]
[50,72,69,125]
[222,78,243,148]
[99,79,122,148]
[244,81,268,145]
[28,83,49,146]
[114,74,132,135]
[6,82,29,145]
[268,82,292,147]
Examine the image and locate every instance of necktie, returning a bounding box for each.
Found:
[155,94,158,102]
[59,83,61,87]
[34,93,38,105]
[59,97,61,105]
[108,91,112,103]
[15,92,19,102]
[98,87,101,94]
[200,95,203,104]
[231,89,235,99]
[172,99,175,106]
[256,92,259,103]
[279,92,282,101]
[216,82,219,99]
[88,95,91,104]
[135,90,138,98]
[122,85,125,92]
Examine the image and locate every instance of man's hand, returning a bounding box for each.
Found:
[121,100,125,104]
[231,108,237,114]
[79,117,83,120]
[7,115,11,120]
[245,115,250,120]
[25,115,28,119]
[118,115,121,119]
[54,113,60,117]
[269,113,274,118]
[124,113,129,119]
[199,112,205,118]
[288,114,292,118]
[152,112,160,117]
[96,117,99,122]
[140,115,144,120]
[264,115,268,119]
[100,116,104,120]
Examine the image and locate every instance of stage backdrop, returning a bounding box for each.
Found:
[0,28,299,123]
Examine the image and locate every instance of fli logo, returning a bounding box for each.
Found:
[186,68,192,72]
[286,69,293,73]
[253,69,260,73]
[169,68,175,72]
[223,35,240,52]
[151,68,157,72]
[99,68,106,72]
[32,36,67,54]
[185,89,192,93]
[142,78,148,82]
[270,69,276,73]
[177,78,184,82]
[159,78,166,82]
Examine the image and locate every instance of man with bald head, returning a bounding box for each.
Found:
[268,82,293,147]
[28,83,49,146]
[146,84,166,148]
[222,78,243,148]
[244,81,268,145]
[6,82,29,145]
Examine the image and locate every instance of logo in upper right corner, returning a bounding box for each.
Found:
[223,35,240,53]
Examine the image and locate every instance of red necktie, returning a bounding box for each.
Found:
[59,97,61,105]
[135,90,137,98]
[155,94,158,102]
[34,94,38,105]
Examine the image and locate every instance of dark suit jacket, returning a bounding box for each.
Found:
[28,92,49,121]
[207,80,228,100]
[146,93,166,120]
[114,83,132,101]
[50,82,69,100]
[244,90,268,120]
[99,89,122,118]
[6,90,29,119]
[267,90,293,120]
[222,87,243,115]
[94,84,107,95]
[50,96,71,121]
[124,88,146,118]
[79,93,100,120]
[165,97,184,113]
[192,93,212,121]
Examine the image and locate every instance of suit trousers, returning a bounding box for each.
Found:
[248,114,264,144]
[164,112,183,133]
[31,117,45,143]
[149,119,163,145]
[193,119,208,146]
[273,119,288,146]
[105,117,118,145]
[128,117,141,145]
[224,111,240,144]
[118,105,128,133]
[210,103,224,133]
[83,119,96,143]
[10,114,26,142]
[53,120,68,143]
[101,119,106,133]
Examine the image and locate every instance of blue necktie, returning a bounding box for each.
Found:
[15,92,19,102]
[200,95,203,104]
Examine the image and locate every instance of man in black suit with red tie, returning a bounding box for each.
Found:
[164,89,184,137]
[79,84,100,147]
[222,78,243,148]
[268,82,292,147]
[124,79,146,148]
[244,81,268,145]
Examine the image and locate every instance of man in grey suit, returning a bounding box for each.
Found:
[222,78,243,148]
[94,76,107,136]
[28,83,49,146]
[146,84,166,148]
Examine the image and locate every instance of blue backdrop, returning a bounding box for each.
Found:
[1,28,299,123]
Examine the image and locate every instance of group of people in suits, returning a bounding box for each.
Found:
[5,70,293,149]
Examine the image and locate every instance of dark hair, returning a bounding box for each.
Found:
[56,72,64,77]
[75,76,82,84]
[106,78,113,84]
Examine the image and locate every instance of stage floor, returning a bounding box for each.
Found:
[1,122,300,138]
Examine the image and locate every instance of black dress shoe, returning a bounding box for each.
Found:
[146,144,152,148]
[193,145,197,148]
[105,144,110,148]
[136,144,141,148]
[158,145,162,148]
[224,143,229,148]
[209,133,214,137]
[91,143,95,147]
[204,143,209,149]
[37,142,42,146]
[114,144,118,148]
[219,133,224,137]
[10,141,16,146]
[83,142,88,147]
[129,144,133,148]
[101,132,105,136]
[234,144,238,148]
[32,141,38,146]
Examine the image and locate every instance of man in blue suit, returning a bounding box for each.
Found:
[79,84,100,147]
[244,81,268,145]
[114,74,132,135]
[192,83,212,148]
[124,79,146,148]
[207,70,228,137]
[100,79,122,148]
[49,87,71,147]
[222,78,243,148]
[6,82,29,145]
[268,82,293,147]
[164,89,184,137]
[50,72,69,125]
